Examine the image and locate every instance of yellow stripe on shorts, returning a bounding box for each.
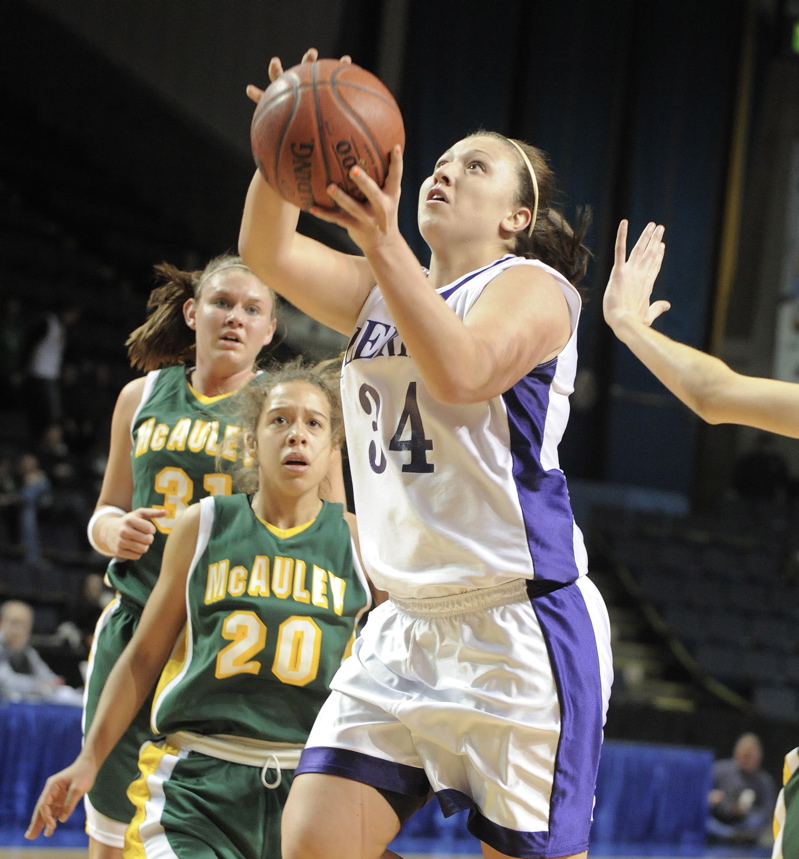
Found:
[125,740,182,859]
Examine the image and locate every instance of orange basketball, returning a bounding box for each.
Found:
[250,59,405,211]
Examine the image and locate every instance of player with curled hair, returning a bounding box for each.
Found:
[604,219,799,859]
[77,254,278,858]
[238,48,612,859]
[27,361,377,858]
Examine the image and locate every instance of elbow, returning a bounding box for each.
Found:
[426,377,485,406]
[687,375,732,425]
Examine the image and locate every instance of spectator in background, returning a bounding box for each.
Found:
[0,600,63,702]
[36,422,93,554]
[24,301,81,440]
[16,453,51,567]
[707,733,777,846]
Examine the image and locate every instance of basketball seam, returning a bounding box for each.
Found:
[328,82,390,180]
[273,75,300,194]
[312,62,334,194]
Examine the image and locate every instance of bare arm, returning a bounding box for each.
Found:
[604,220,799,438]
[26,506,198,839]
[238,50,375,335]
[90,377,166,558]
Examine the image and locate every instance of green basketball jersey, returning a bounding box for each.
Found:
[106,366,252,610]
[151,494,370,744]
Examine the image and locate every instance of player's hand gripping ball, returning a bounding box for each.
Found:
[250,59,405,211]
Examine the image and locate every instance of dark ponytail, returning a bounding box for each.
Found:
[480,132,592,288]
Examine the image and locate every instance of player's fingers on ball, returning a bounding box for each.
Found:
[302,47,319,64]
[348,167,384,206]
[385,146,404,191]
[268,57,284,81]
[246,84,264,104]
[326,184,366,219]
[339,54,352,65]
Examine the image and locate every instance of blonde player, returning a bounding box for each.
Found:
[79,255,277,859]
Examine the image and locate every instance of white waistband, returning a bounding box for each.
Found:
[167,731,303,769]
[389,578,529,618]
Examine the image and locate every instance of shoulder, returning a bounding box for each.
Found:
[485,258,580,330]
[168,500,203,543]
[112,375,149,423]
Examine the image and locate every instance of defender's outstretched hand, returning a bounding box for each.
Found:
[604,220,668,333]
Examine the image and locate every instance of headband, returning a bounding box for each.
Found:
[506,138,539,237]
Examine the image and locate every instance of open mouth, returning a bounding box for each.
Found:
[427,187,448,203]
[220,331,242,344]
[283,453,309,469]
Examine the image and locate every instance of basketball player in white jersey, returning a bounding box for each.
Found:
[239,48,613,859]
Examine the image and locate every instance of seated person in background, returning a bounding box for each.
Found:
[708,733,777,846]
[0,600,63,702]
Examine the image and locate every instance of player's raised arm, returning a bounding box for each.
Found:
[239,49,376,335]
[604,220,799,437]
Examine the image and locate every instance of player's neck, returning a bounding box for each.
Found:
[190,365,254,398]
[427,242,512,289]
[251,489,322,531]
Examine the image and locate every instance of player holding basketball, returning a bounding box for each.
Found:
[239,48,612,859]
[604,219,798,859]
[77,255,277,859]
[27,362,375,859]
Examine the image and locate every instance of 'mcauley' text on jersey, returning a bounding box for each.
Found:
[204,554,349,616]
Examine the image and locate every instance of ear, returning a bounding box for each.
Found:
[183,297,197,330]
[244,431,257,459]
[501,207,532,236]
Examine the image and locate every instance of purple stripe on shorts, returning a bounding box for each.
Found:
[296,747,430,797]
[526,581,603,856]
[437,789,587,858]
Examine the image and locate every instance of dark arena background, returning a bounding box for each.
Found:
[2,1,799,857]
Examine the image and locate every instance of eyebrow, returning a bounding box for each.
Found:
[266,405,327,418]
[207,285,265,300]
[437,147,495,163]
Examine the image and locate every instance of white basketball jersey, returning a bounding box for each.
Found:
[341,254,588,599]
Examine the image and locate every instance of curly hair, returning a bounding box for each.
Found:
[222,357,343,494]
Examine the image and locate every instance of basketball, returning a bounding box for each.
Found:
[250,59,405,211]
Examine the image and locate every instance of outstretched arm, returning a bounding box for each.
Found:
[604,220,799,438]
[25,507,198,840]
